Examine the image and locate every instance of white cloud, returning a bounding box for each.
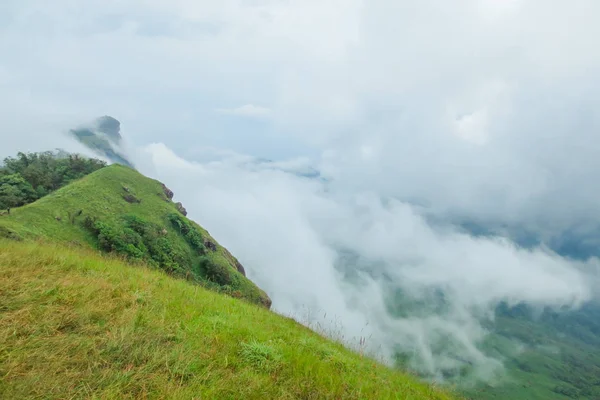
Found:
[215,104,272,118]
[134,144,593,381]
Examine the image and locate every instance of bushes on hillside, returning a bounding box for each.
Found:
[199,255,232,286]
[168,214,235,286]
[85,214,185,272]
[168,213,205,253]
[123,214,187,273]
[83,213,235,288]
[96,221,147,259]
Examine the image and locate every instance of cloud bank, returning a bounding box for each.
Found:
[132,143,594,381]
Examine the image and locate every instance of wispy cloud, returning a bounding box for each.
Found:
[215,104,272,119]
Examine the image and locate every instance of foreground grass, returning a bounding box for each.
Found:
[0,241,456,400]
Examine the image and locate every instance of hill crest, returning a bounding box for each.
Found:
[0,164,270,308]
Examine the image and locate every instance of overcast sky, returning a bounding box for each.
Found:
[2,0,600,226]
[2,0,600,381]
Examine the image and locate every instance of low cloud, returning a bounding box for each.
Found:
[132,143,594,382]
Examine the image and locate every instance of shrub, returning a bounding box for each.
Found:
[83,214,191,276]
[199,256,231,286]
[83,216,99,233]
[168,213,205,253]
[94,221,146,259]
[123,214,151,235]
[82,214,238,292]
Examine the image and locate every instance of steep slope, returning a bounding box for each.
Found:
[0,241,457,399]
[0,164,270,307]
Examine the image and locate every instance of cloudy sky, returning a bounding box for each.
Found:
[2,0,600,381]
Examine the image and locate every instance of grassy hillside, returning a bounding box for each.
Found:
[0,241,456,399]
[0,164,270,307]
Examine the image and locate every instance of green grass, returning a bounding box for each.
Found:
[0,240,457,400]
[0,164,270,307]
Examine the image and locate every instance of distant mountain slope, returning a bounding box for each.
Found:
[0,164,270,307]
[69,116,135,168]
[465,304,600,400]
[0,240,456,400]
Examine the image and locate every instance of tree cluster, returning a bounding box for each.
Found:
[0,151,106,210]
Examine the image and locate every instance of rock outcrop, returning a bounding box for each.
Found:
[235,260,246,276]
[176,202,187,216]
[122,194,141,204]
[162,184,174,200]
[204,238,217,251]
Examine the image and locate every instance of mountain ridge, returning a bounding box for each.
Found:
[0,163,270,307]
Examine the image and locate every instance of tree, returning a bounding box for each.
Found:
[0,173,38,209]
[0,150,107,209]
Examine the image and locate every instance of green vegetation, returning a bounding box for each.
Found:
[0,173,38,209]
[0,240,456,399]
[0,151,106,209]
[0,163,269,307]
[463,305,600,400]
[382,284,600,399]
